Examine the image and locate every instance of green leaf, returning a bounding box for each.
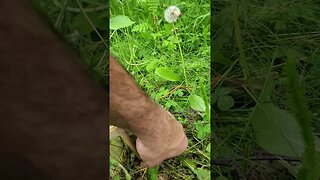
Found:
[109,157,117,167]
[146,61,158,73]
[212,87,235,103]
[214,87,234,96]
[146,0,159,12]
[70,12,107,35]
[195,123,210,140]
[251,103,304,157]
[259,78,275,103]
[155,67,180,81]
[206,143,211,153]
[182,159,210,179]
[189,94,206,112]
[168,35,180,43]
[165,100,177,109]
[217,95,234,111]
[110,137,125,163]
[194,168,210,180]
[174,89,184,97]
[283,48,304,61]
[147,166,159,180]
[110,15,134,30]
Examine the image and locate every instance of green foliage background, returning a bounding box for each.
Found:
[213,0,320,179]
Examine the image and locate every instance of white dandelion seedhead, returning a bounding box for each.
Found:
[164,6,181,23]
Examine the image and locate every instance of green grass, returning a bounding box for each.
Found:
[110,0,210,179]
[213,0,320,179]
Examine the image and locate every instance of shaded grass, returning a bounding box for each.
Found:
[213,0,320,179]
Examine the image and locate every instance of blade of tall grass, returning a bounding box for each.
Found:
[286,56,319,180]
[231,0,250,84]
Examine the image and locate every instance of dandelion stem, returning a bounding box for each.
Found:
[173,23,189,88]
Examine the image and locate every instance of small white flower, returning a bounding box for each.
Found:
[164,6,181,23]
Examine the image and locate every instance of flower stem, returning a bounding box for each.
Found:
[173,23,188,88]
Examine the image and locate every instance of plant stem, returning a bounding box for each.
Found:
[200,78,210,122]
[173,23,189,88]
[231,0,250,84]
[286,57,319,180]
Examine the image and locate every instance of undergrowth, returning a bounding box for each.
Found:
[213,0,320,179]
